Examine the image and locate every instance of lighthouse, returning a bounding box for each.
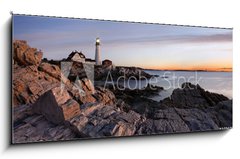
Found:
[95,37,101,65]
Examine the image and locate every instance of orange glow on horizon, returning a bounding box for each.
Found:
[140,59,232,72]
[143,63,232,72]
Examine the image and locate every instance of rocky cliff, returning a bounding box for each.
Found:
[12,40,232,144]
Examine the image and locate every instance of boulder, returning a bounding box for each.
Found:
[170,82,229,108]
[33,87,81,124]
[13,40,42,66]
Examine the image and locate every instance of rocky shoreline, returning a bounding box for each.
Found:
[12,40,232,143]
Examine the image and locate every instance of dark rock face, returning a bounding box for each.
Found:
[106,83,163,115]
[12,41,232,143]
[137,108,191,134]
[118,83,163,97]
[207,100,232,128]
[171,83,229,108]
[137,106,220,134]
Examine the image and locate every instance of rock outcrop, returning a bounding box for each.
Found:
[12,42,96,107]
[33,87,81,124]
[171,82,229,108]
[13,40,42,66]
[67,104,142,138]
[95,86,116,105]
[13,114,76,143]
[38,62,61,80]
[115,66,153,79]
[12,64,59,106]
[12,40,232,144]
[95,65,153,81]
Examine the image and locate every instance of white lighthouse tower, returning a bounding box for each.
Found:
[95,37,101,65]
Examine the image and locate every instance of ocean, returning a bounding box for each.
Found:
[118,70,232,102]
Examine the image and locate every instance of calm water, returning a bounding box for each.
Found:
[118,70,232,102]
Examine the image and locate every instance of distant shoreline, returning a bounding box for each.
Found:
[114,65,232,73]
[143,68,232,73]
[40,59,232,73]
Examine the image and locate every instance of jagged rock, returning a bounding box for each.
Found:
[137,108,190,134]
[13,63,96,107]
[12,41,96,107]
[13,104,33,124]
[38,62,61,80]
[67,78,97,104]
[12,41,63,106]
[145,83,164,91]
[116,66,153,79]
[174,108,219,131]
[117,84,163,97]
[13,40,42,66]
[95,87,116,105]
[107,84,162,115]
[67,104,139,137]
[66,61,88,81]
[13,114,76,144]
[80,78,96,94]
[171,82,229,108]
[33,87,81,124]
[12,40,232,143]
[116,99,131,112]
[12,64,60,106]
[137,106,223,134]
[207,100,232,128]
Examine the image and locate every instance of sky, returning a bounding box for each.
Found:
[13,15,232,71]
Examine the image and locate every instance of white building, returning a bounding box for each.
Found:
[67,51,86,63]
[95,37,101,65]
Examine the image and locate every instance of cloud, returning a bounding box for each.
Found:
[103,32,232,46]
